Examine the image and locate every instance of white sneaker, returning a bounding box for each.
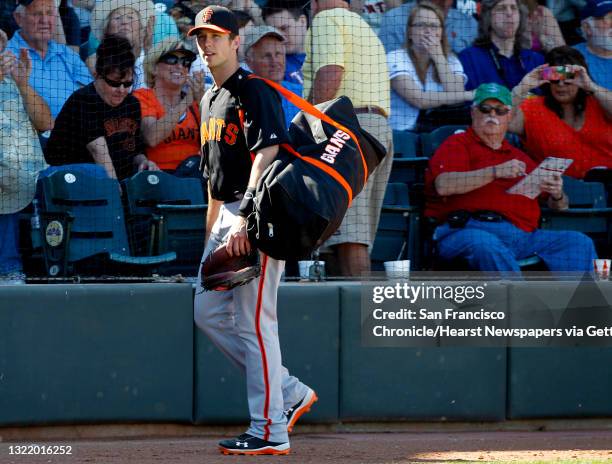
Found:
[0,271,26,285]
[285,388,318,433]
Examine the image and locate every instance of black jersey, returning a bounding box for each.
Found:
[46,83,145,181]
[200,67,289,202]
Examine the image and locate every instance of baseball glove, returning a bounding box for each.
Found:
[200,244,261,291]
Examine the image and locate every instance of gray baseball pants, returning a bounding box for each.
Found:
[194,201,309,443]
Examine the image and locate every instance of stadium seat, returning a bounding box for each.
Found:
[36,169,176,278]
[392,130,420,158]
[371,183,423,271]
[389,130,429,187]
[420,125,467,158]
[123,171,207,276]
[584,168,612,207]
[540,176,612,256]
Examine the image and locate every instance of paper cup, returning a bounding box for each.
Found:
[384,260,410,279]
[298,260,325,280]
[298,261,314,279]
[593,259,611,280]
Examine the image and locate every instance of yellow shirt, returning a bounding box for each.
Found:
[303,8,390,115]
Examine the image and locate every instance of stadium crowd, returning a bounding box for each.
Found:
[0,0,610,283]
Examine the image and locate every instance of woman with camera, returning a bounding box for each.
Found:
[509,46,612,178]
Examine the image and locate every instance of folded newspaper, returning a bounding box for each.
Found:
[507,157,573,199]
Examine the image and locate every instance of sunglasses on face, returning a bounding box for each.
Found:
[478,104,510,116]
[159,54,194,68]
[103,76,134,88]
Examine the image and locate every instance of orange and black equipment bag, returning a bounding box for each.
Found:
[245,76,388,260]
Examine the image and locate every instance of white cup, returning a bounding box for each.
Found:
[384,260,410,279]
[298,260,325,280]
[593,259,611,280]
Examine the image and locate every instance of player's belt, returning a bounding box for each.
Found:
[354,105,388,119]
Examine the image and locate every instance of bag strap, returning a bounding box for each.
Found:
[246,74,369,188]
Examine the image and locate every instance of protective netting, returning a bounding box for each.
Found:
[0,0,609,282]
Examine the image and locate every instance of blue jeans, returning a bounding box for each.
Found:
[0,213,21,274]
[434,218,597,275]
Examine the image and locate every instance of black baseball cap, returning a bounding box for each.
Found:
[187,5,240,37]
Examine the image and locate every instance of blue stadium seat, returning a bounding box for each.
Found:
[541,176,612,256]
[390,130,428,186]
[392,130,420,158]
[123,171,207,276]
[584,168,612,207]
[371,183,423,271]
[37,169,176,278]
[420,125,468,158]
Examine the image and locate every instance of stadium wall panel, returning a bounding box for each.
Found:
[339,285,507,421]
[193,284,340,424]
[0,284,194,425]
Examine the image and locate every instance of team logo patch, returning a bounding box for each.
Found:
[45,220,64,247]
[147,174,160,185]
[64,173,76,184]
[203,7,213,22]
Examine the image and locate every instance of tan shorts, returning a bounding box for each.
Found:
[324,112,393,249]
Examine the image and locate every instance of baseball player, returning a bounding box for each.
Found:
[189,6,317,456]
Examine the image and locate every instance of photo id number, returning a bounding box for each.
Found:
[9,444,72,455]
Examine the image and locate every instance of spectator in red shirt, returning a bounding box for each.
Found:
[510,46,612,178]
[426,82,597,274]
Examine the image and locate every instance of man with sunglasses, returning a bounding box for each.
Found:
[425,82,597,275]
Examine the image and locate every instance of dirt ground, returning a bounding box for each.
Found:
[1,429,612,464]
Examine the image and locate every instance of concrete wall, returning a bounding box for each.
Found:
[1,282,611,426]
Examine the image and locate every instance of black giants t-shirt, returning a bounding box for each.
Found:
[46,83,145,180]
[200,68,289,202]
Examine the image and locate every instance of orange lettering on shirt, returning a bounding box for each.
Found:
[215,118,225,141]
[201,117,230,143]
[224,123,239,145]
[201,119,212,144]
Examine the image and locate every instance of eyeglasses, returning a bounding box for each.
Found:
[102,76,134,88]
[159,54,195,68]
[411,22,441,29]
[477,104,511,116]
